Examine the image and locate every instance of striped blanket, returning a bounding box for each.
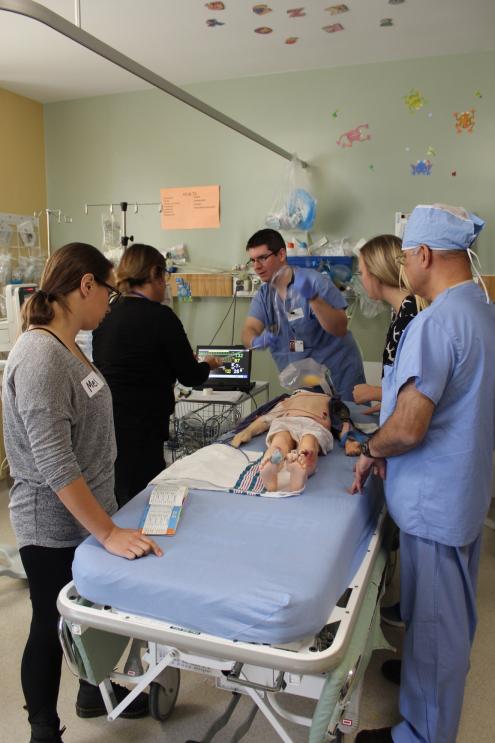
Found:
[151,443,301,497]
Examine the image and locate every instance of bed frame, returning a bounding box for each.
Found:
[57,509,391,742]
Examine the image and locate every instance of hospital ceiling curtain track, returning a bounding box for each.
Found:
[0,0,307,168]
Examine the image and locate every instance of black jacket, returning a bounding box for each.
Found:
[93,297,210,439]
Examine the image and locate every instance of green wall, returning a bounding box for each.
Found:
[44,51,495,396]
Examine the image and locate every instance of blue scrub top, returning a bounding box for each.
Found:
[381,282,495,546]
[248,268,364,400]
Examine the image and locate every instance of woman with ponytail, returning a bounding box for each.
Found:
[2,243,161,743]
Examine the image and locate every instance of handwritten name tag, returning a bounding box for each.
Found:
[81,371,105,398]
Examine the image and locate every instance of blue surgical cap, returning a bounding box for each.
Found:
[402,204,485,251]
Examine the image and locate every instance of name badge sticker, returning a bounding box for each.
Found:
[81,371,105,398]
[289,339,304,353]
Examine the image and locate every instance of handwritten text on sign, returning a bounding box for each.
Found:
[160,185,220,230]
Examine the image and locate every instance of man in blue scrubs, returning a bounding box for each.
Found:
[351,204,495,743]
[241,229,364,400]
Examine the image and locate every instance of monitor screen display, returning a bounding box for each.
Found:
[196,346,250,381]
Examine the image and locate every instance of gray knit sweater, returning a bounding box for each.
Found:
[2,330,118,549]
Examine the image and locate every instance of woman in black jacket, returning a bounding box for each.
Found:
[93,243,220,506]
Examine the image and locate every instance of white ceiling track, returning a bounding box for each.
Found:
[0,0,307,168]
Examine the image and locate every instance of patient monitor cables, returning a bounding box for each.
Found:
[246,389,258,410]
[231,288,237,345]
[209,288,238,345]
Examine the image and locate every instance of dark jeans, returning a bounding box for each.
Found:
[19,545,76,726]
[114,428,166,508]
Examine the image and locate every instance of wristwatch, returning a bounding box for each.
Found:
[360,439,375,458]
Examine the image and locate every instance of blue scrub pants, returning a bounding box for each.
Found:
[392,531,482,743]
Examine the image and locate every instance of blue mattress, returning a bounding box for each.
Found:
[73,411,383,645]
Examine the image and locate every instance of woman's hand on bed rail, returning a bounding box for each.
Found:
[349,454,386,494]
[103,526,163,560]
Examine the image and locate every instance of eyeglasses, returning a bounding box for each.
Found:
[95,277,121,305]
[247,250,280,267]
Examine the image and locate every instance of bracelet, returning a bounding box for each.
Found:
[360,439,375,458]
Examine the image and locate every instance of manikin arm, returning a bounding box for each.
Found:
[231,417,271,448]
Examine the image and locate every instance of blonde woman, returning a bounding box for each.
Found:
[353,234,423,409]
[92,243,221,506]
[353,234,426,634]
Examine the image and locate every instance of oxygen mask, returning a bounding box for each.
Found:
[279,358,336,397]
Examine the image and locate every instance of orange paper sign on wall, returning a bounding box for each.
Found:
[160,185,220,230]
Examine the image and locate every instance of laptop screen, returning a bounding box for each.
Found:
[196,345,251,385]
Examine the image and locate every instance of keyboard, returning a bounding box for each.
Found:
[193,381,255,392]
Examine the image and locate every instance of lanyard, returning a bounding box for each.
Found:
[126,290,152,301]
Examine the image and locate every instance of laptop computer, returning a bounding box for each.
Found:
[195,345,255,392]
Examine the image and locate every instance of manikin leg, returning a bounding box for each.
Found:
[259,431,296,491]
[285,434,320,492]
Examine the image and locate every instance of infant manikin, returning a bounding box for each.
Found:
[232,390,334,492]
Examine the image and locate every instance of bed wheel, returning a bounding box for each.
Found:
[149,667,180,721]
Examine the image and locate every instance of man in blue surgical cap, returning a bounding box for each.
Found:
[351,204,495,743]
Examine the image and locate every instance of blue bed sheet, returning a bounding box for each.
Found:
[72,414,383,645]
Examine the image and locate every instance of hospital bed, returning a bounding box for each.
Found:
[57,407,391,742]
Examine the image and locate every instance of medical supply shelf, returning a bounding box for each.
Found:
[166,382,270,462]
[169,273,233,297]
[287,255,353,270]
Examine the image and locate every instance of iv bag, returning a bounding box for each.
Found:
[265,157,317,231]
[102,214,121,251]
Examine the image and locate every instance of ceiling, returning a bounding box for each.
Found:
[1,0,494,103]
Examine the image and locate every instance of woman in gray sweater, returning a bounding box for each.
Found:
[2,243,162,743]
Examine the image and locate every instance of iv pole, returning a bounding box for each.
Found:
[84,201,162,249]
[35,208,72,257]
